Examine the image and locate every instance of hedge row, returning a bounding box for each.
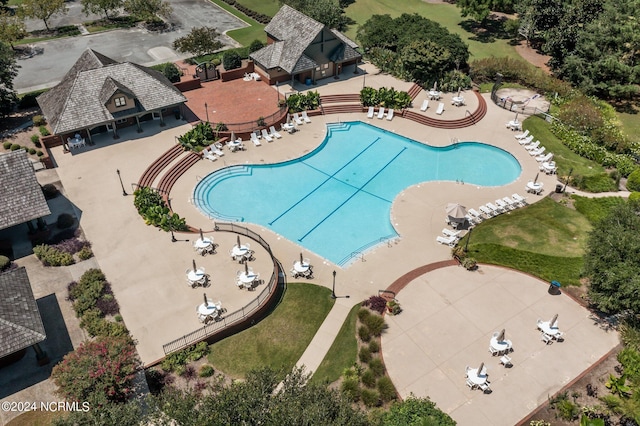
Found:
[219,0,271,24]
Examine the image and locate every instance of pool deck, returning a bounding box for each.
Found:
[41,64,619,425]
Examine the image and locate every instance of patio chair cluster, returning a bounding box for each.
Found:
[515,130,557,175]
[436,228,462,247]
[196,298,223,324]
[366,107,394,121]
[467,194,527,223]
[203,142,226,161]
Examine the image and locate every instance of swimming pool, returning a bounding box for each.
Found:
[194,121,521,265]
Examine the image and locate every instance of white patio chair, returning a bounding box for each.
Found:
[442,228,461,238]
[514,129,530,140]
[293,113,304,125]
[261,129,273,143]
[466,378,476,390]
[367,106,375,118]
[301,111,312,123]
[499,354,512,367]
[512,193,527,205]
[269,126,282,138]
[420,99,429,111]
[436,102,445,115]
[518,135,534,146]
[479,382,491,392]
[436,235,457,247]
[377,107,385,119]
[386,109,394,121]
[541,332,553,344]
[489,346,499,356]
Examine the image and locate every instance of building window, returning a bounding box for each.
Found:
[114,96,126,107]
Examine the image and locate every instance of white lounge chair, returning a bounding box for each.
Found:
[536,152,553,163]
[495,199,508,210]
[518,136,534,146]
[436,235,457,246]
[530,146,545,156]
[442,228,461,238]
[293,113,304,125]
[512,193,527,205]
[502,197,518,208]
[420,99,429,111]
[251,133,262,146]
[386,109,394,121]
[377,107,385,119]
[367,106,375,118]
[301,111,312,123]
[515,129,530,140]
[210,143,225,156]
[479,205,494,217]
[203,148,217,162]
[468,208,484,222]
[436,102,445,115]
[261,129,273,143]
[269,126,282,139]
[486,202,503,214]
[526,141,541,151]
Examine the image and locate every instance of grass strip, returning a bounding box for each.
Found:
[208,282,334,379]
[209,0,266,46]
[311,303,360,385]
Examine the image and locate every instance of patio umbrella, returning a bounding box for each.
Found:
[457,87,461,97]
[533,172,540,184]
[445,203,467,223]
[231,131,236,142]
[237,235,241,248]
[477,362,485,375]
[433,81,437,91]
[497,329,506,342]
[244,260,249,275]
[199,228,204,241]
[300,252,304,264]
[203,293,208,306]
[514,112,519,122]
[192,259,197,271]
[550,314,558,327]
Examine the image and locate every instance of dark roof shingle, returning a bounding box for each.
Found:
[0,150,51,231]
[0,267,46,358]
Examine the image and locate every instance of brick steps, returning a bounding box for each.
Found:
[407,83,423,100]
[320,93,361,104]
[138,144,184,189]
[157,152,201,206]
[321,104,364,115]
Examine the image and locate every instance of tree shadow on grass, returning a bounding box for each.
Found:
[459,14,514,43]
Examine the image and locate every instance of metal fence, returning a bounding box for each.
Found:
[162,223,279,355]
[218,107,288,134]
[491,82,550,116]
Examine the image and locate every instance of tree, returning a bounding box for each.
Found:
[380,395,456,426]
[19,0,67,31]
[585,201,640,314]
[51,336,141,403]
[0,41,18,117]
[400,40,451,83]
[282,0,350,31]
[0,9,27,49]
[80,0,123,21]
[123,0,172,22]
[455,0,515,22]
[172,27,223,58]
[222,50,241,70]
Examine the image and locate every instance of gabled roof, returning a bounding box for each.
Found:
[0,267,46,358]
[37,49,187,135]
[251,5,360,74]
[0,150,51,231]
[99,76,135,105]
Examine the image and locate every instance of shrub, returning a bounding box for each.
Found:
[96,293,120,316]
[33,244,74,266]
[39,126,50,136]
[10,143,21,151]
[629,192,640,203]
[362,296,387,314]
[222,50,241,70]
[32,115,46,126]
[52,237,86,254]
[364,314,386,336]
[377,376,397,402]
[359,346,372,364]
[357,308,371,322]
[368,340,380,353]
[341,377,360,402]
[0,255,10,271]
[2,141,11,149]
[358,325,371,342]
[369,358,385,377]
[37,150,44,157]
[41,183,59,200]
[78,245,94,260]
[249,39,264,53]
[28,148,36,155]
[162,63,181,83]
[18,89,47,109]
[215,122,228,132]
[181,365,197,381]
[56,213,75,229]
[361,369,376,388]
[199,364,215,377]
[257,116,266,127]
[30,134,40,144]
[361,388,381,407]
[133,186,188,231]
[439,69,472,93]
[627,170,640,192]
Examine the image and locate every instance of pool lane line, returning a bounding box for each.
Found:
[267,137,381,226]
[298,147,407,242]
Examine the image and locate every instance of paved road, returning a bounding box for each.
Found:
[15,0,249,93]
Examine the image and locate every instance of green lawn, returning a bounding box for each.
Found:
[208,283,334,379]
[230,0,280,17]
[461,197,591,286]
[522,116,607,178]
[210,0,266,46]
[617,110,640,144]
[311,303,360,385]
[572,195,627,224]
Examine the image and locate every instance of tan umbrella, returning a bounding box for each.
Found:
[457,87,461,97]
[244,260,249,275]
[477,362,485,375]
[237,235,241,248]
[203,293,208,306]
[300,252,304,264]
[192,259,197,271]
[550,314,558,327]
[446,203,467,224]
[433,81,437,91]
[231,131,236,142]
[199,228,204,241]
[497,329,506,342]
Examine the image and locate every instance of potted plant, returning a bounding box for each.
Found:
[461,257,478,271]
[386,299,402,315]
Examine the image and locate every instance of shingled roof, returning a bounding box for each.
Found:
[0,150,50,232]
[0,267,46,359]
[251,5,359,74]
[37,49,187,135]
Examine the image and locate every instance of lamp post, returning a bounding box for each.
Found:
[205,102,209,124]
[562,167,573,193]
[116,169,127,196]
[167,216,177,242]
[464,227,473,253]
[331,270,337,299]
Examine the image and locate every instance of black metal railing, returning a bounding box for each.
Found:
[162,223,278,355]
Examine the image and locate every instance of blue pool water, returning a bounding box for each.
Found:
[194,121,521,266]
